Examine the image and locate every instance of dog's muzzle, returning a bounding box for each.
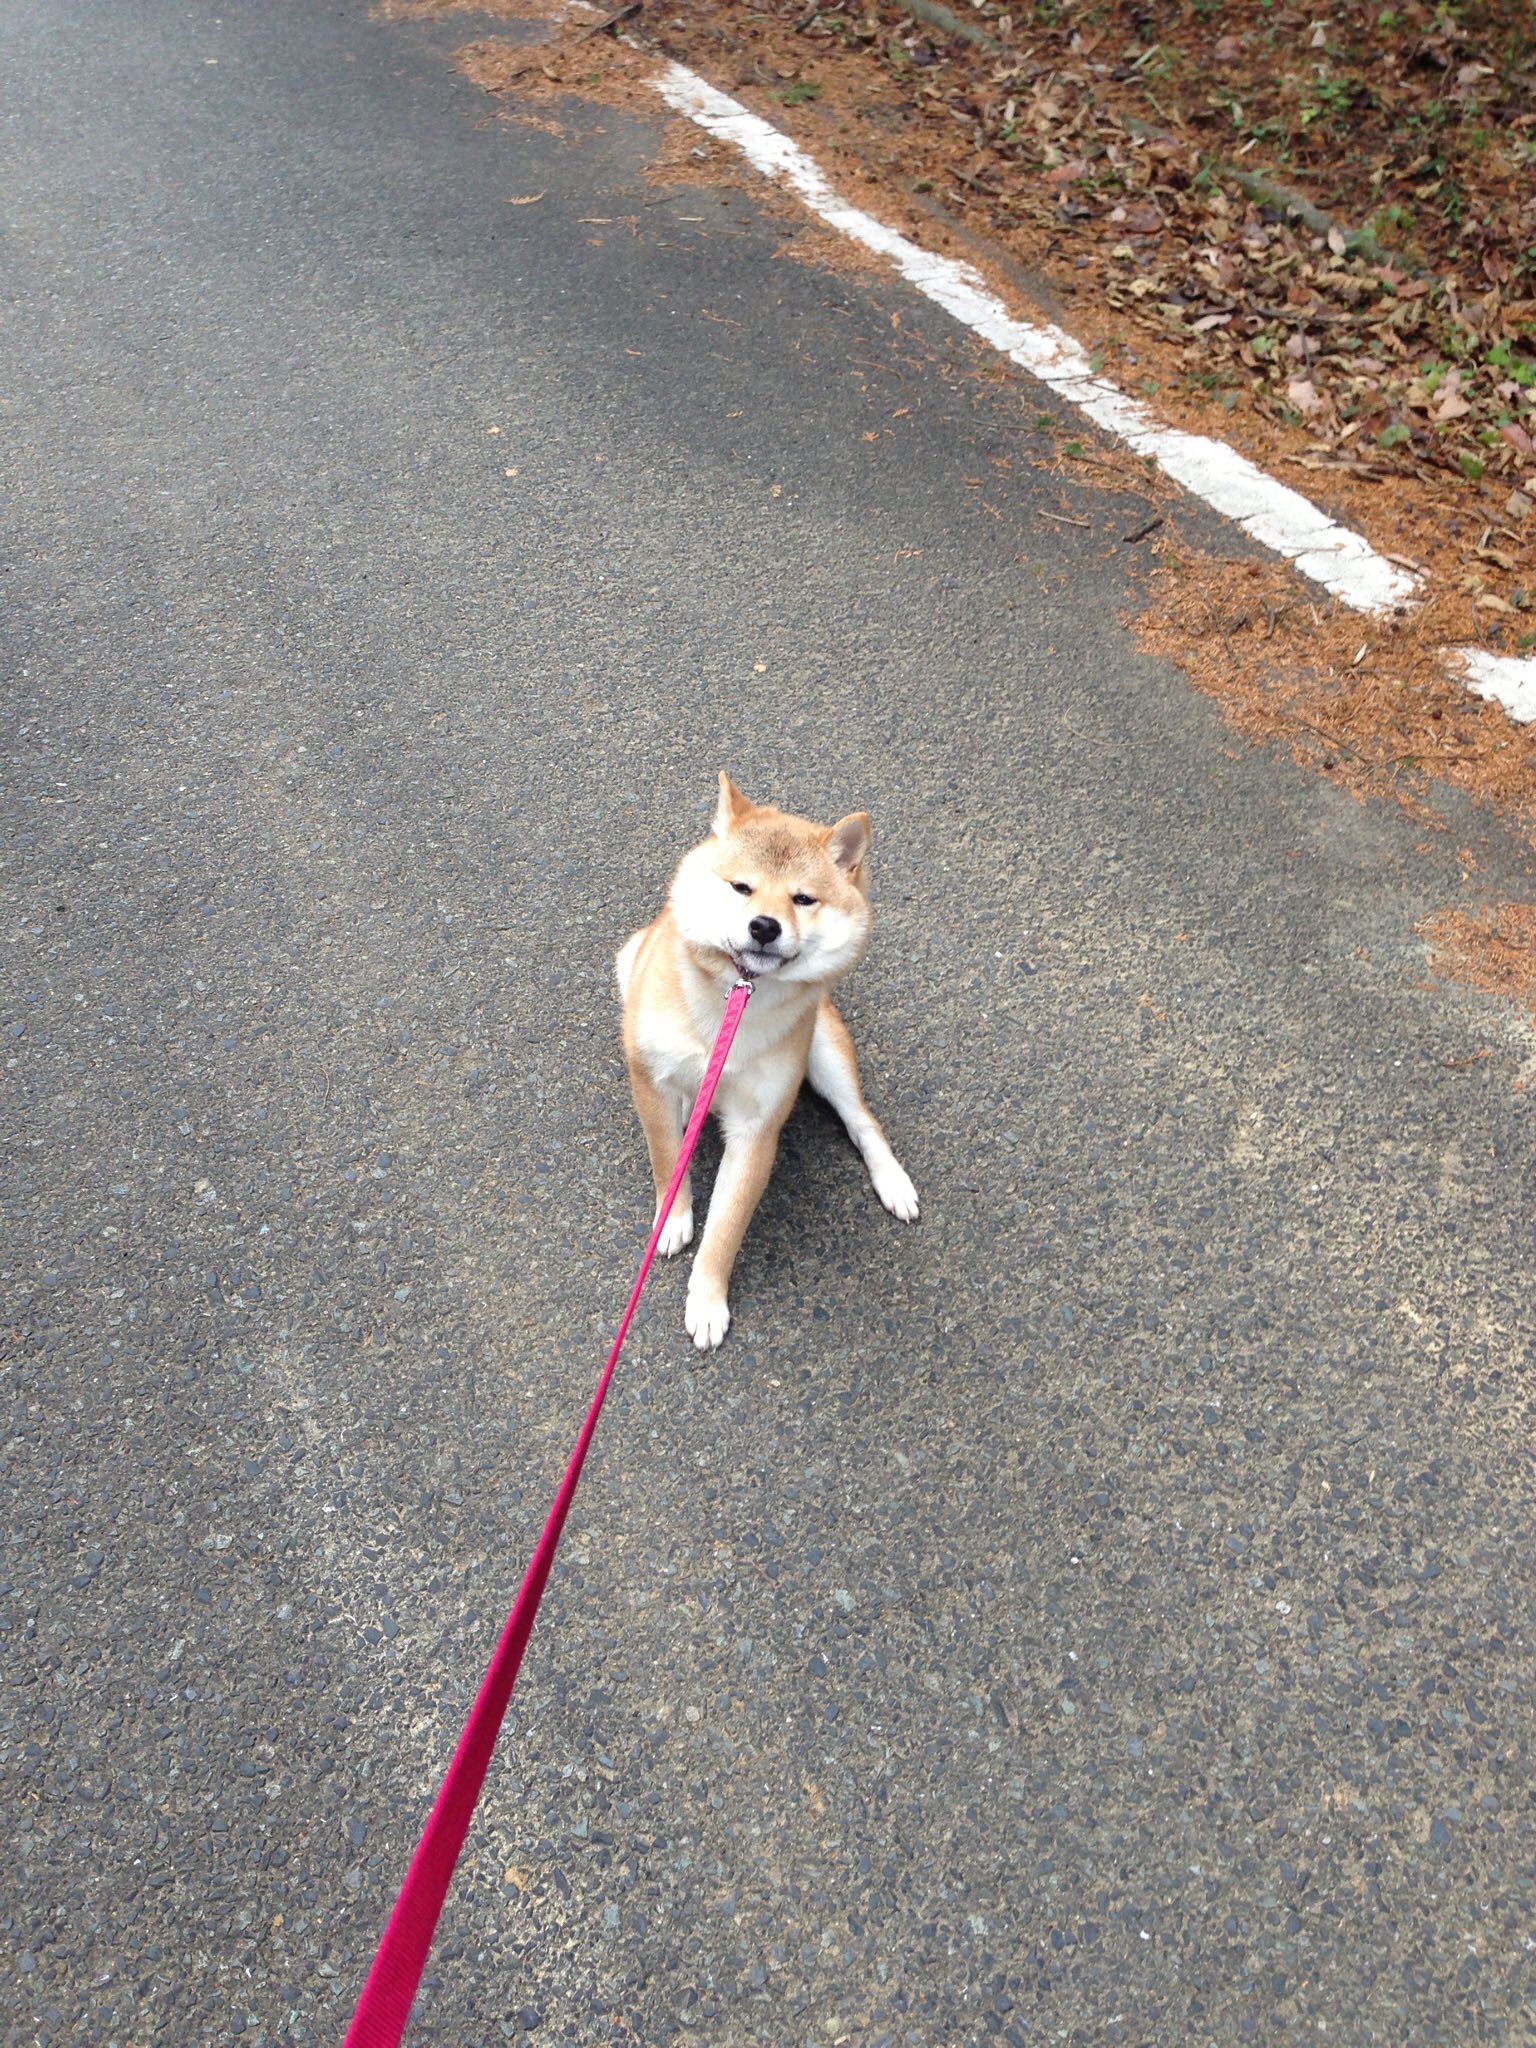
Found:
[732,944,794,978]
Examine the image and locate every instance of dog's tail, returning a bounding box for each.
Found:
[615,929,645,1001]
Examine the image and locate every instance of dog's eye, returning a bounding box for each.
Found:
[730,880,752,896]
[791,893,817,908]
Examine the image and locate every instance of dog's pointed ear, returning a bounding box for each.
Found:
[714,772,753,836]
[825,812,870,875]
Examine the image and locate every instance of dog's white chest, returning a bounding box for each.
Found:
[639,985,806,1129]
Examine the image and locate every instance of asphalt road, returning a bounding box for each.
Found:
[5,4,1536,2044]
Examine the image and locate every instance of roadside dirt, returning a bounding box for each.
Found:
[1133,548,1536,836]
[1421,903,1536,1026]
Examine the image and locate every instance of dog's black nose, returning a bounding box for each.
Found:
[748,915,781,947]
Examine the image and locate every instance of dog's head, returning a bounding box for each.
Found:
[671,773,873,985]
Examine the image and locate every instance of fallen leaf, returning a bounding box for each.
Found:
[1286,377,1324,415]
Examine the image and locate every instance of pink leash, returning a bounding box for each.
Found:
[342,979,754,2048]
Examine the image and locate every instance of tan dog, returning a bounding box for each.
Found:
[616,774,919,1351]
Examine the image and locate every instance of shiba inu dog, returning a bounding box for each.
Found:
[616,774,919,1351]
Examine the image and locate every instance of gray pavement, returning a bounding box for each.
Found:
[4,3,1536,2044]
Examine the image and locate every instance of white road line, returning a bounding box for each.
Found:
[653,62,1536,721]
[1456,647,1536,723]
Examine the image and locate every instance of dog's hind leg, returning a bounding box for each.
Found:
[807,1001,919,1222]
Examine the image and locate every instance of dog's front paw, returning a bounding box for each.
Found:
[684,1280,731,1352]
[655,1201,694,1257]
[872,1157,920,1222]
